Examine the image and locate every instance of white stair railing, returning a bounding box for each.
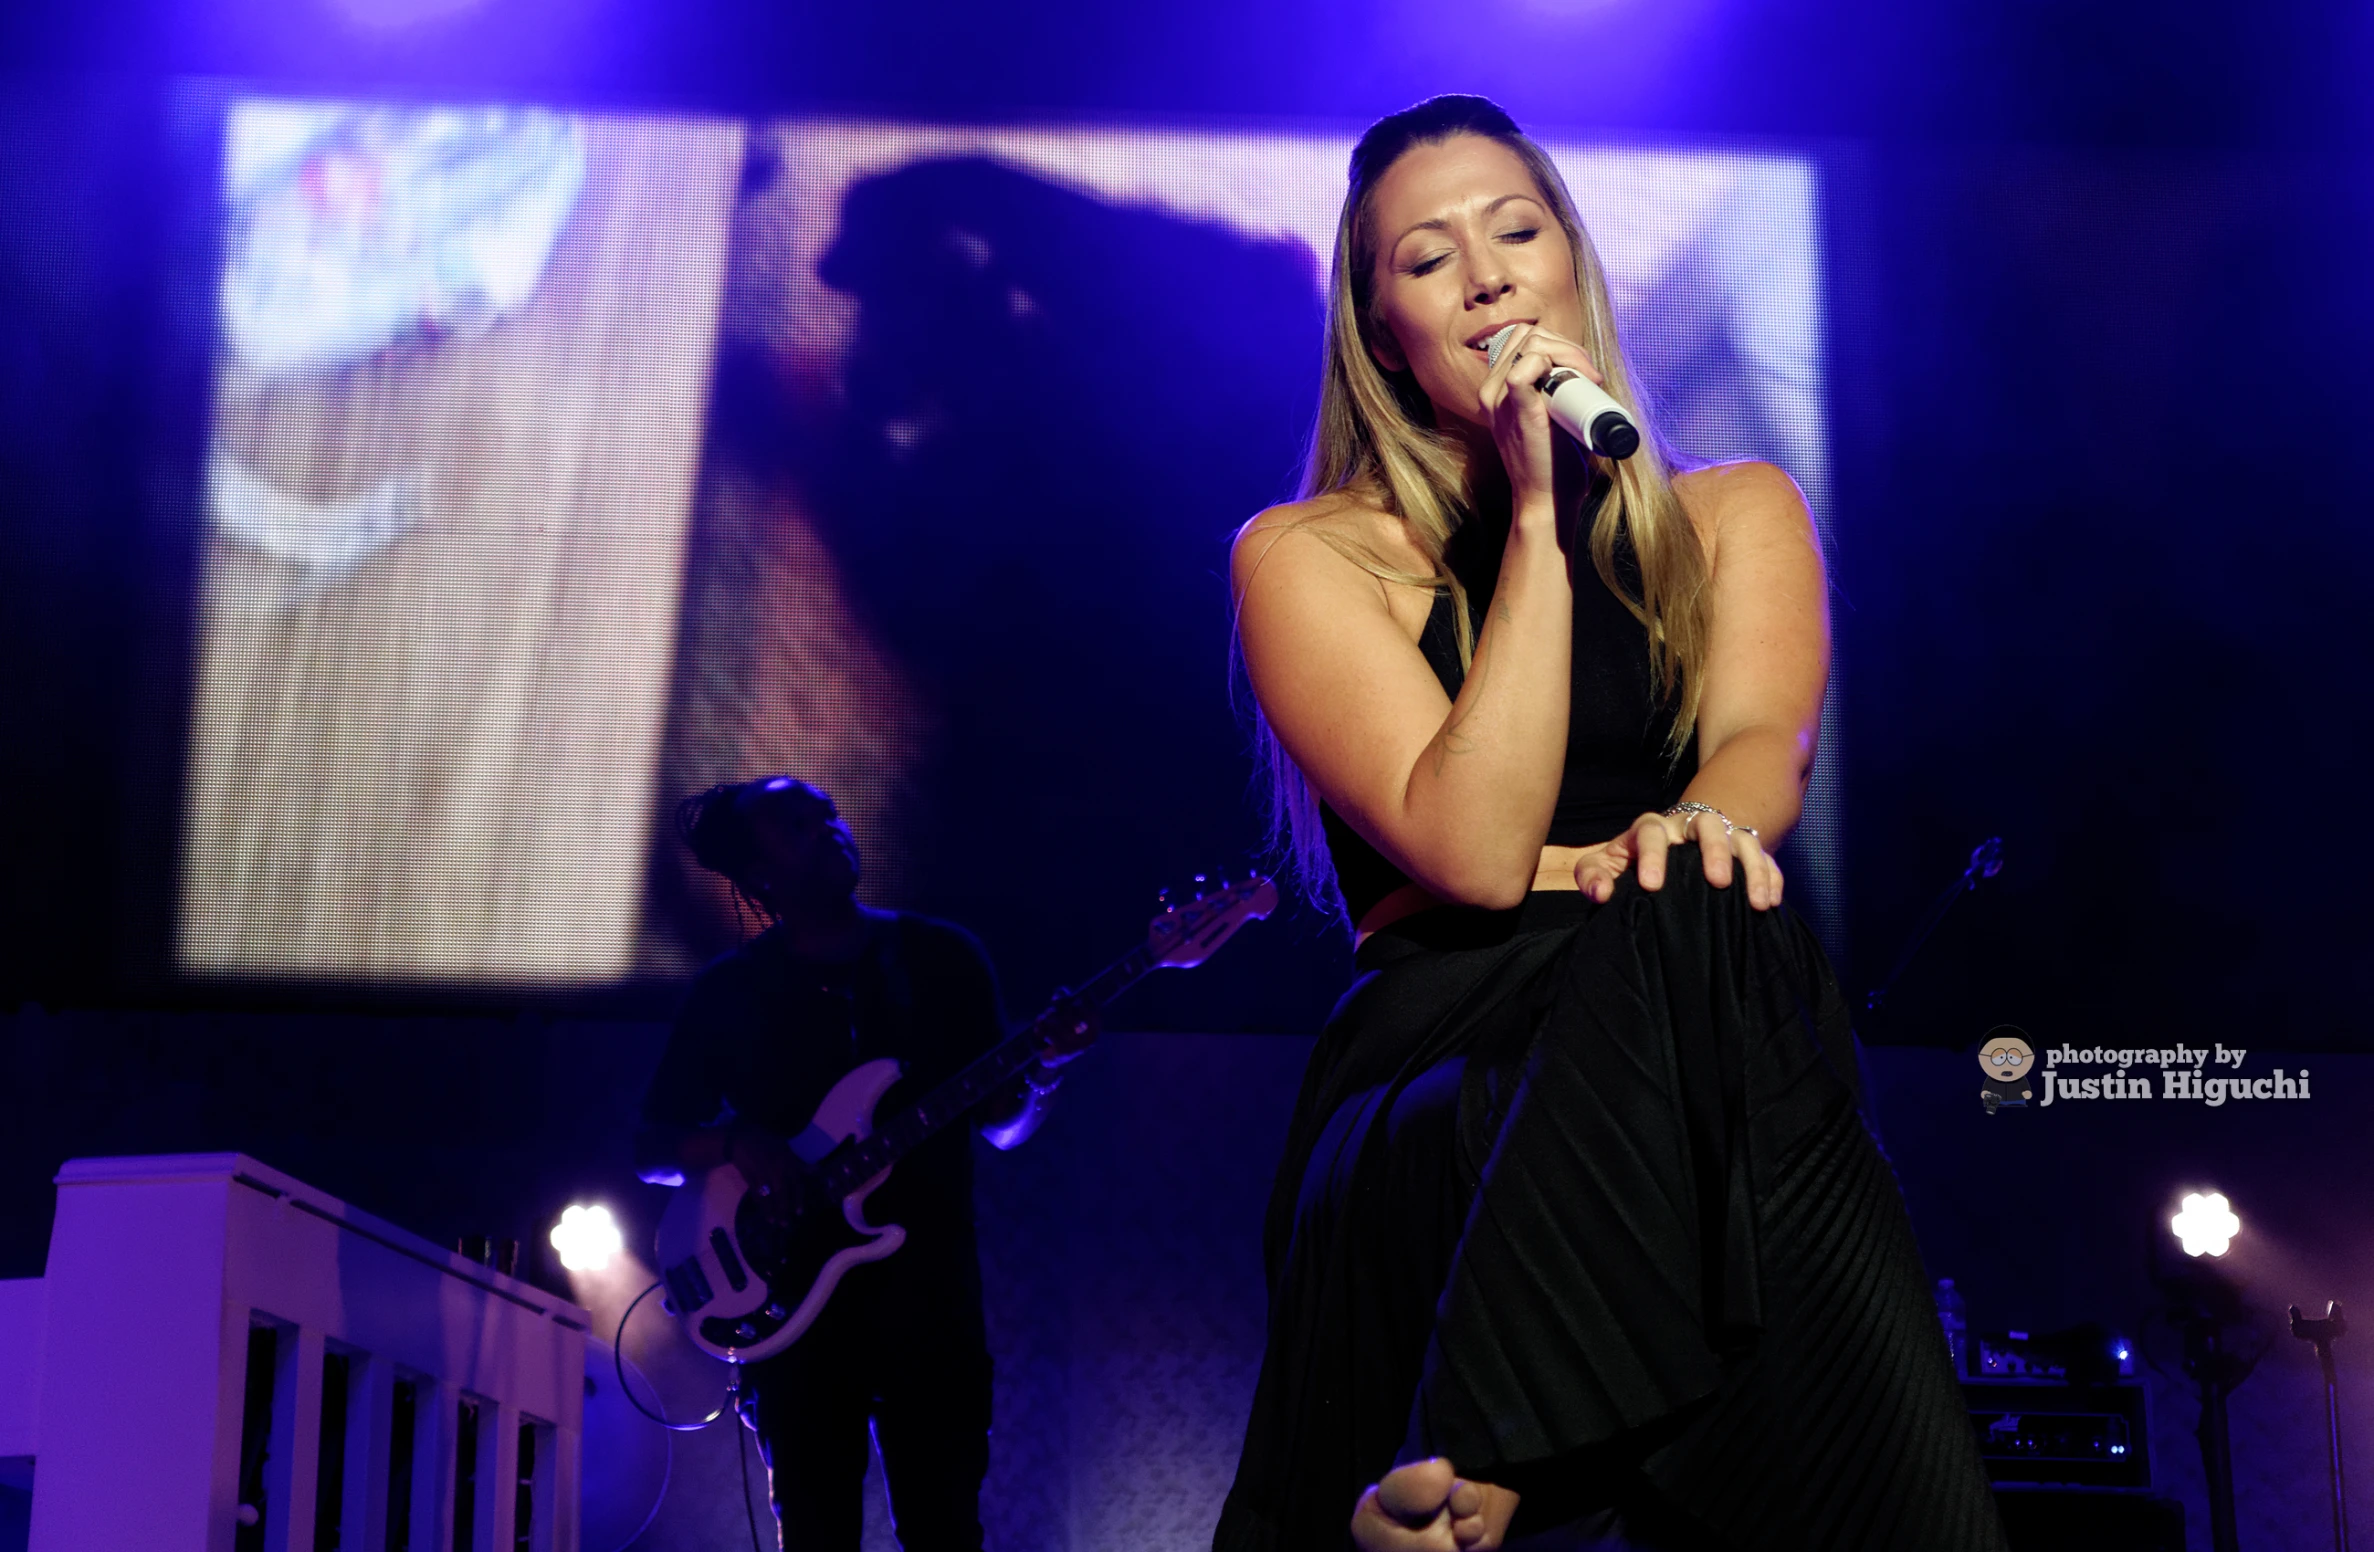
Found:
[0,1153,586,1552]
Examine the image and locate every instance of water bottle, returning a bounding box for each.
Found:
[1936,1278,1969,1377]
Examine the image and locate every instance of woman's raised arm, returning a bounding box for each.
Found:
[1232,497,1575,911]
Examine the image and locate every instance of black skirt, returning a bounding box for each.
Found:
[1214,857,2007,1552]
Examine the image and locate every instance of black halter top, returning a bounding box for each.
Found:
[1320,485,1697,927]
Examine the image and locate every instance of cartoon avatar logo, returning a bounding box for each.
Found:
[1979,1029,2035,1114]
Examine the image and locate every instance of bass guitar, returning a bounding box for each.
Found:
[652,873,1276,1363]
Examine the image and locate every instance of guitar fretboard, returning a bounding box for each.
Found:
[820,943,1157,1197]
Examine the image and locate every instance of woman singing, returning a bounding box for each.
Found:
[1217,97,2004,1552]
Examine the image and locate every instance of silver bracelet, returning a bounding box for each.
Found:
[1664,801,1760,842]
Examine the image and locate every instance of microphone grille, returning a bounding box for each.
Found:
[1484,324,1520,370]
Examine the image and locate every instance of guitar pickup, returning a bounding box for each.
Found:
[710,1228,749,1292]
[663,1257,715,1314]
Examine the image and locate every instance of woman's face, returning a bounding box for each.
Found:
[1363,134,1585,433]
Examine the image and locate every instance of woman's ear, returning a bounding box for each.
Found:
[1366,318,1408,375]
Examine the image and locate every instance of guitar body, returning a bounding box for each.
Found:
[652,1058,908,1364]
[653,873,1276,1363]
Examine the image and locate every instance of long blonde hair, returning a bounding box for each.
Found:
[1252,95,1711,916]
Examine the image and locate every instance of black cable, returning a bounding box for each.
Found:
[1864,837,2004,1014]
[608,1281,769,1547]
[735,1383,768,1552]
[611,1279,732,1432]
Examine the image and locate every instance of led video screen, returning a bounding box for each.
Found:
[179,100,1834,991]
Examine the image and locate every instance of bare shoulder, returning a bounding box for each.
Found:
[1671,460,1816,569]
[1229,488,1421,603]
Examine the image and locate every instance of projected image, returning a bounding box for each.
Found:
[179,103,1833,994]
[181,103,746,982]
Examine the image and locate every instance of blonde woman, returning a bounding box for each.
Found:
[1217,98,2003,1552]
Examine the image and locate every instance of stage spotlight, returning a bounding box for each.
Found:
[551,1203,623,1273]
[2171,1191,2242,1257]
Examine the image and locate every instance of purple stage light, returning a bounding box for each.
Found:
[552,1202,624,1272]
[2170,1190,2242,1258]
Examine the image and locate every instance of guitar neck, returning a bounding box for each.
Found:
[820,943,1157,1197]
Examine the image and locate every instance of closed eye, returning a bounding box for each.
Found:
[1498,227,1540,244]
[1405,250,1453,277]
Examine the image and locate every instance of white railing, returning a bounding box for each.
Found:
[0,1153,587,1552]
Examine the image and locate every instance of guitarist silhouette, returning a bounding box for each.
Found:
[636,776,1093,1552]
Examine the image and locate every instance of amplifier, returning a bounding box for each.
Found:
[1973,1326,2137,1383]
[1964,1381,2151,1489]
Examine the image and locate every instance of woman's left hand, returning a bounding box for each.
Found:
[1573,809,1784,911]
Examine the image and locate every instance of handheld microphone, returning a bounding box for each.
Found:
[1484,324,1641,460]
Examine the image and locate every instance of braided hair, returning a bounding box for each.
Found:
[676,777,790,925]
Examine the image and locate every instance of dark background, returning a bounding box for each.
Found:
[3,0,2372,1546]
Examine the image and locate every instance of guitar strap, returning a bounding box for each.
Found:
[788,919,917,1166]
[826,915,914,1066]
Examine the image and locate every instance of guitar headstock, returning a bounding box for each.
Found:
[1147,872,1279,968]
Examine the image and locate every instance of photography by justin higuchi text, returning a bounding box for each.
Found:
[1977,1028,2312,1113]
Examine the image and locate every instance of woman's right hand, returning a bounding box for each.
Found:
[1576,809,1786,911]
[1478,321,1606,528]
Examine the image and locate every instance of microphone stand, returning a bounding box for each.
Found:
[1864,837,2004,1015]
[2290,1301,2352,1552]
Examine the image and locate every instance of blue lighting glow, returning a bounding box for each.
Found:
[329,0,493,30]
